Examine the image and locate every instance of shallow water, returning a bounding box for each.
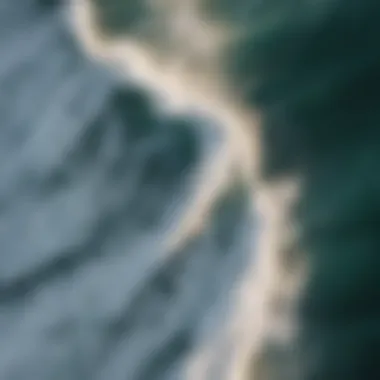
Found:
[0,1,254,379]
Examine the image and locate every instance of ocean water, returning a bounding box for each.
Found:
[0,1,254,379]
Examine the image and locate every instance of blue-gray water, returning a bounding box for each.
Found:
[0,1,253,379]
